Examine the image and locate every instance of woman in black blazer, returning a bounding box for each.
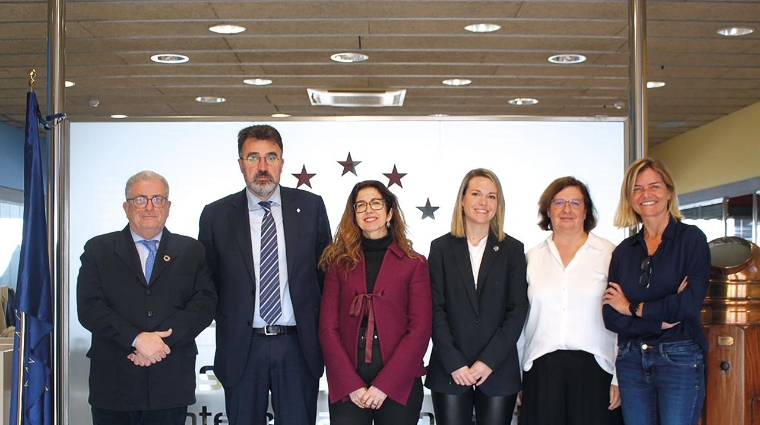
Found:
[426,168,529,425]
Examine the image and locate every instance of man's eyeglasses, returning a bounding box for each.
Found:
[354,199,385,213]
[639,256,652,288]
[551,198,584,209]
[241,153,280,166]
[127,196,167,209]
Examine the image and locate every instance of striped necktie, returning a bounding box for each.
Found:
[258,201,282,324]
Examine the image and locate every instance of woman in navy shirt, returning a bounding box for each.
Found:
[602,157,710,425]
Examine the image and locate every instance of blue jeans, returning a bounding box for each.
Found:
[616,340,705,425]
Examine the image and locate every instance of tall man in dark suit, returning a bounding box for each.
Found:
[199,125,332,425]
[77,170,217,425]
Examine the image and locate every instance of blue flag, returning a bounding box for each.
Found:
[9,91,54,425]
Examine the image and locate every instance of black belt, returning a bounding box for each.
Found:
[252,325,298,336]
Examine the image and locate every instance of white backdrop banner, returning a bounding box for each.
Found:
[68,119,625,424]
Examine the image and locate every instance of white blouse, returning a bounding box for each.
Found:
[468,235,488,287]
[520,232,618,384]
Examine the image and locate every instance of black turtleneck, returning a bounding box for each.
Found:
[361,232,392,293]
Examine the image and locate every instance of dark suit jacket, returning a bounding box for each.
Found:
[319,243,432,405]
[198,187,332,387]
[77,226,217,411]
[425,232,528,396]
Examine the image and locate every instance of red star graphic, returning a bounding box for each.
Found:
[292,165,316,188]
[383,165,407,188]
[338,152,362,176]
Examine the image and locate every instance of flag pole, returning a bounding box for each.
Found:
[14,312,25,425]
[12,69,38,425]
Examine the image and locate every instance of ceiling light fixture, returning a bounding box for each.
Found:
[464,23,501,33]
[330,53,369,63]
[110,114,128,119]
[150,54,189,64]
[209,24,246,34]
[508,98,538,106]
[195,96,226,103]
[442,79,471,86]
[548,54,587,64]
[717,27,754,37]
[271,113,291,118]
[647,81,666,89]
[430,114,449,117]
[243,78,273,86]
[64,80,75,88]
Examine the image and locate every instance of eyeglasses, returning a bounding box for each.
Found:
[639,256,652,288]
[127,196,167,209]
[241,153,280,166]
[551,198,584,209]
[354,199,385,213]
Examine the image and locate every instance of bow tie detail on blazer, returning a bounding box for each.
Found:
[350,293,377,364]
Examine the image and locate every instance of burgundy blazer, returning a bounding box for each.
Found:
[319,242,432,405]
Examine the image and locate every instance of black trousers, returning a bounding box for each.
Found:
[91,406,187,425]
[520,350,624,425]
[328,330,424,425]
[431,387,517,425]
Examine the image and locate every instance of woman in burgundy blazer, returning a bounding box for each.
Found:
[319,180,432,425]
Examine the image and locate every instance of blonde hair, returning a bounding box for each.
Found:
[319,180,416,272]
[450,168,506,241]
[613,157,682,228]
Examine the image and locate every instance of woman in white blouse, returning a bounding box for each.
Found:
[519,177,623,425]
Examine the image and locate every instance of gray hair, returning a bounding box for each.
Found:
[124,170,170,199]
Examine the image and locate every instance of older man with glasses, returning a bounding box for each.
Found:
[77,170,217,425]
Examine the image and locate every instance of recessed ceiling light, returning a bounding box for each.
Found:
[110,114,128,119]
[64,80,75,88]
[195,96,226,103]
[209,24,246,34]
[442,79,472,86]
[508,98,538,106]
[330,52,369,63]
[464,23,501,33]
[430,113,449,117]
[717,27,754,37]
[243,78,273,86]
[614,101,625,109]
[271,113,291,118]
[548,54,587,64]
[647,81,666,89]
[150,54,189,64]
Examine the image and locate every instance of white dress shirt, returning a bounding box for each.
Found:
[520,232,618,384]
[247,186,296,327]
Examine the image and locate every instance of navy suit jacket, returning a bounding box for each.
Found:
[77,226,217,411]
[425,232,528,396]
[198,187,332,387]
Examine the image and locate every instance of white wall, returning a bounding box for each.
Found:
[67,119,625,424]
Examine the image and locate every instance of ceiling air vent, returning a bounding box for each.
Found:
[307,88,406,107]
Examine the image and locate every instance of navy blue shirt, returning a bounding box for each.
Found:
[603,217,710,352]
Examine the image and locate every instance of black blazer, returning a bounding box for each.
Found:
[425,232,528,396]
[198,187,332,387]
[77,226,217,411]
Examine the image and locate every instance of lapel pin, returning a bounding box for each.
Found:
[163,255,171,262]
[493,246,499,252]
[297,208,301,213]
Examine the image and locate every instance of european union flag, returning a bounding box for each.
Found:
[9,90,54,425]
